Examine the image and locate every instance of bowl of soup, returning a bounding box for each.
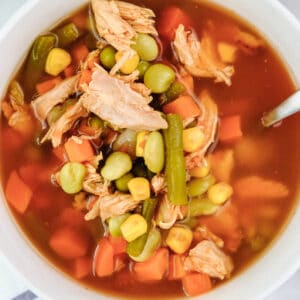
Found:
[0,0,300,299]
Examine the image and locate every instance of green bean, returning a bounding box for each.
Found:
[9,81,24,106]
[136,61,150,79]
[47,105,65,125]
[115,173,134,192]
[163,114,188,205]
[132,33,159,61]
[144,131,165,173]
[108,213,131,237]
[56,23,79,47]
[187,175,216,198]
[189,197,219,217]
[25,34,57,92]
[126,198,158,257]
[165,81,186,101]
[144,63,176,93]
[100,46,117,69]
[60,162,86,194]
[101,151,132,181]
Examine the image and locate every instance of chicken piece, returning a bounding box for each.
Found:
[41,97,88,147]
[31,75,79,122]
[184,240,234,280]
[173,24,234,86]
[84,192,141,221]
[194,226,224,248]
[82,66,167,131]
[185,91,218,169]
[151,174,167,195]
[81,49,101,71]
[156,194,185,230]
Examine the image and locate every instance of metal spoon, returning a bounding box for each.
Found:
[262,90,300,127]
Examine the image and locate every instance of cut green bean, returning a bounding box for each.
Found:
[189,197,219,217]
[163,114,188,205]
[108,213,131,237]
[115,173,134,192]
[187,175,216,198]
[165,81,186,101]
[56,23,79,47]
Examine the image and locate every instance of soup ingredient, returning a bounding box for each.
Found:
[217,42,237,64]
[173,25,234,86]
[109,236,127,255]
[189,197,219,217]
[219,115,242,142]
[128,177,150,201]
[101,151,132,181]
[120,214,148,242]
[115,173,134,192]
[184,240,233,279]
[71,43,90,65]
[115,51,140,74]
[164,81,186,102]
[183,127,205,153]
[163,95,201,119]
[108,213,131,237]
[64,138,94,162]
[82,67,167,131]
[56,23,80,47]
[136,131,149,157]
[9,81,24,106]
[5,170,33,214]
[190,162,210,178]
[49,226,89,260]
[35,77,62,95]
[208,182,233,205]
[113,129,137,157]
[182,273,212,296]
[47,105,65,126]
[168,254,186,280]
[133,248,169,281]
[187,175,216,198]
[94,238,114,277]
[144,63,176,93]
[45,48,72,76]
[132,33,159,61]
[136,61,150,78]
[60,162,86,194]
[166,226,193,254]
[79,69,93,87]
[209,149,234,182]
[143,131,165,173]
[100,46,117,69]
[73,257,92,279]
[24,34,57,91]
[164,114,187,205]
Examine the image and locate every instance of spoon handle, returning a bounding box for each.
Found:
[262,90,300,127]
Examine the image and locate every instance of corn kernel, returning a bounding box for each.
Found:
[128,177,150,201]
[208,182,233,205]
[183,127,205,153]
[166,226,193,254]
[120,214,147,242]
[217,42,237,64]
[136,131,149,157]
[190,161,210,178]
[115,51,140,74]
[45,48,72,76]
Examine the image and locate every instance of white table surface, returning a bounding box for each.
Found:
[0,1,300,299]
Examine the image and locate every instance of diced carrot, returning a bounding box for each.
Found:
[64,138,94,163]
[64,64,76,78]
[36,77,62,95]
[133,248,169,282]
[73,256,92,279]
[52,145,67,162]
[5,170,32,214]
[49,226,89,260]
[114,253,128,273]
[163,95,201,119]
[87,56,100,70]
[182,273,212,296]
[71,43,89,65]
[168,254,186,280]
[71,12,88,29]
[219,115,243,142]
[158,6,193,41]
[59,207,86,228]
[79,69,92,88]
[94,238,115,277]
[108,236,127,255]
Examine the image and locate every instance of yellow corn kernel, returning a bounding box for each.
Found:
[183,127,205,153]
[217,42,237,64]
[190,161,210,178]
[136,131,149,157]
[208,182,233,205]
[128,177,150,201]
[120,214,147,242]
[166,226,193,254]
[115,51,140,74]
[45,48,72,76]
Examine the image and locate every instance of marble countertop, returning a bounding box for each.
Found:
[0,1,299,299]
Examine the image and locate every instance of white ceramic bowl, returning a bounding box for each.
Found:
[1,0,300,299]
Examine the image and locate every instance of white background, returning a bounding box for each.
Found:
[0,0,300,299]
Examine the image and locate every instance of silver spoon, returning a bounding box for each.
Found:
[262,90,300,127]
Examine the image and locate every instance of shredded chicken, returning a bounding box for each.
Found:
[151,174,167,195]
[85,192,141,221]
[31,75,79,122]
[81,49,101,71]
[173,24,234,86]
[156,194,185,230]
[41,97,88,147]
[184,240,234,279]
[82,66,167,131]
[185,91,218,169]
[194,226,224,248]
